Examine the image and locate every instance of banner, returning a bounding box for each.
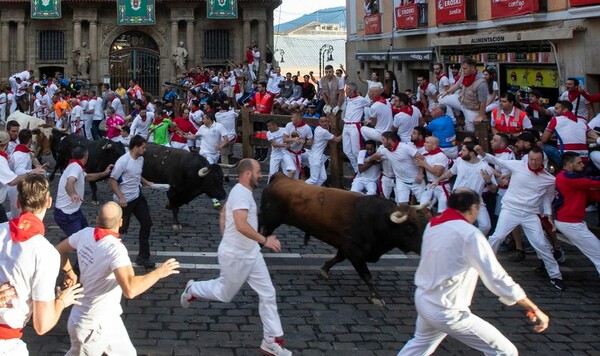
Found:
[117,0,155,25]
[491,0,539,19]
[364,13,382,35]
[505,67,559,88]
[31,0,61,19]
[436,0,466,24]
[395,4,418,30]
[570,0,600,5]
[207,0,238,19]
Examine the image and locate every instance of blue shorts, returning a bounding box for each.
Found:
[54,208,88,238]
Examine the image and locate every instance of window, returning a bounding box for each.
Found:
[38,30,65,61]
[204,30,230,60]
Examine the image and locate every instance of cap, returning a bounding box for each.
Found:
[211,81,220,86]
[517,132,536,144]
[308,104,316,108]
[0,131,9,146]
[200,89,210,95]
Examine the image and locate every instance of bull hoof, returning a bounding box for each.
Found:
[172,224,182,230]
[369,296,386,307]
[320,269,330,280]
[91,200,99,206]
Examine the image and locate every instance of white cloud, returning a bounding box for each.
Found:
[274,0,346,26]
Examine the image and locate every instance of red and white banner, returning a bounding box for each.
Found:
[436,0,466,25]
[395,4,418,29]
[364,13,382,35]
[570,0,600,6]
[490,0,539,19]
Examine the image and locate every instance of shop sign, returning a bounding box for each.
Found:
[364,13,382,35]
[570,0,600,6]
[389,51,433,61]
[491,0,539,19]
[436,0,466,25]
[395,4,418,30]
[355,52,388,61]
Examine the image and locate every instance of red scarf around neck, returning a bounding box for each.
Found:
[13,144,30,154]
[419,81,430,91]
[528,163,544,175]
[94,227,120,242]
[372,96,387,105]
[561,111,579,122]
[493,148,513,155]
[294,121,307,128]
[68,159,86,172]
[0,150,7,160]
[430,208,469,227]
[9,212,45,243]
[414,140,425,148]
[388,140,400,152]
[461,73,477,87]
[423,147,443,156]
[567,89,581,103]
[399,105,413,116]
[348,93,359,99]
[436,73,447,82]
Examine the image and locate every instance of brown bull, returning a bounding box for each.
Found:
[259,173,431,305]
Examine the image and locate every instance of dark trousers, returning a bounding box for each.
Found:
[54,208,88,238]
[92,120,102,140]
[120,194,153,259]
[0,204,7,224]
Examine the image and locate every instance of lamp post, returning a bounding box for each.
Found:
[318,44,334,81]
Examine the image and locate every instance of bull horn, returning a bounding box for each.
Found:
[198,167,210,177]
[389,211,408,224]
[218,163,236,168]
[101,142,113,150]
[410,201,431,211]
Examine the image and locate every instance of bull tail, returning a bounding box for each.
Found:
[303,233,311,246]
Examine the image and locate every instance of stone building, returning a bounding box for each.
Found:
[0,0,281,95]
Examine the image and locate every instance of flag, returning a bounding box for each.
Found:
[207,0,238,19]
[31,0,61,19]
[117,0,155,25]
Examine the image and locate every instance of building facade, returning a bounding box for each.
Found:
[346,0,600,101]
[0,0,280,95]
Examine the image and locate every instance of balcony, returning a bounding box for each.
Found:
[395,2,427,30]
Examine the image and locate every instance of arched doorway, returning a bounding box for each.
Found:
[110,31,159,97]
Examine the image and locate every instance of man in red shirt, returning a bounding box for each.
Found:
[171,108,197,152]
[554,152,600,276]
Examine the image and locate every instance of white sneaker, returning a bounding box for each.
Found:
[180,279,196,308]
[260,338,292,356]
[586,205,597,212]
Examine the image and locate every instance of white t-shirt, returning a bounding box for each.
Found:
[284,122,313,153]
[370,100,393,133]
[68,227,131,329]
[71,105,83,121]
[111,97,125,117]
[344,95,370,123]
[417,83,437,110]
[559,90,590,119]
[196,122,228,155]
[130,113,153,137]
[215,110,238,140]
[219,183,261,257]
[379,142,419,182]
[110,153,143,203]
[55,162,86,214]
[366,80,383,90]
[357,150,381,181]
[9,150,32,175]
[310,126,334,162]
[393,110,418,143]
[436,75,451,96]
[450,158,496,196]
[189,109,204,129]
[0,226,59,328]
[423,151,449,182]
[93,97,104,121]
[0,156,17,203]
[267,128,285,158]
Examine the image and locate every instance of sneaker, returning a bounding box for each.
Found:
[135,256,156,268]
[180,279,196,308]
[553,247,566,264]
[550,278,567,291]
[523,246,536,255]
[260,337,292,356]
[586,204,597,212]
[212,200,222,209]
[509,249,526,262]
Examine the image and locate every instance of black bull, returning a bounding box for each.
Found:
[49,134,125,202]
[141,143,227,229]
[259,173,431,305]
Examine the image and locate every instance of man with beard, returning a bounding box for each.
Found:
[559,77,594,120]
[180,159,292,356]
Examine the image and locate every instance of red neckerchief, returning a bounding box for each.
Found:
[430,208,469,227]
[191,107,200,113]
[294,121,307,128]
[94,227,120,242]
[528,102,541,112]
[399,105,413,116]
[528,163,544,175]
[68,159,86,172]
[72,104,80,108]
[348,93,359,99]
[567,89,580,103]
[461,73,477,87]
[493,148,513,155]
[388,141,400,152]
[0,150,7,160]
[560,111,578,123]
[436,73,447,82]
[414,140,425,148]
[153,117,164,125]
[423,147,443,156]
[372,96,387,105]
[419,81,430,91]
[9,212,45,243]
[13,144,30,153]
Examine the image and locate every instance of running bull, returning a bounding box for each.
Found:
[141,143,228,230]
[259,173,431,306]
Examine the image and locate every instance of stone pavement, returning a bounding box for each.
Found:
[18,161,600,355]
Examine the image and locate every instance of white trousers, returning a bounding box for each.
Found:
[360,126,383,143]
[398,299,517,356]
[486,101,499,114]
[476,202,491,236]
[66,314,135,356]
[305,155,327,186]
[7,186,20,220]
[462,109,480,132]
[380,174,395,199]
[170,141,190,151]
[350,177,378,195]
[555,221,600,276]
[441,146,458,159]
[420,183,450,213]
[395,180,426,205]
[188,252,284,338]
[495,188,507,216]
[84,116,94,140]
[283,150,309,179]
[438,93,461,120]
[489,208,561,279]
[201,151,220,164]
[268,154,285,181]
[0,339,28,356]
[343,123,362,173]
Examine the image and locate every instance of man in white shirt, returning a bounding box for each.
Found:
[84,93,96,140]
[266,120,286,182]
[180,159,292,356]
[0,87,7,123]
[0,175,83,354]
[415,136,450,213]
[70,98,83,135]
[306,117,341,186]
[130,107,153,138]
[559,77,594,120]
[350,141,381,195]
[342,82,370,173]
[433,63,451,98]
[110,92,125,118]
[398,189,549,355]
[283,112,313,179]
[214,103,239,172]
[6,121,19,155]
[56,202,180,356]
[108,135,158,268]
[393,93,422,144]
[416,75,437,116]
[92,93,104,140]
[361,87,393,143]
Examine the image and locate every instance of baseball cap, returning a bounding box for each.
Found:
[0,131,9,146]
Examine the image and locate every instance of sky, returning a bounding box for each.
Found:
[274,0,346,26]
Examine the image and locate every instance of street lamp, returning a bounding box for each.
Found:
[274,49,285,63]
[318,44,334,80]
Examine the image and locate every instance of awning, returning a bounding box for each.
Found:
[388,47,434,61]
[355,50,388,61]
[431,27,575,47]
